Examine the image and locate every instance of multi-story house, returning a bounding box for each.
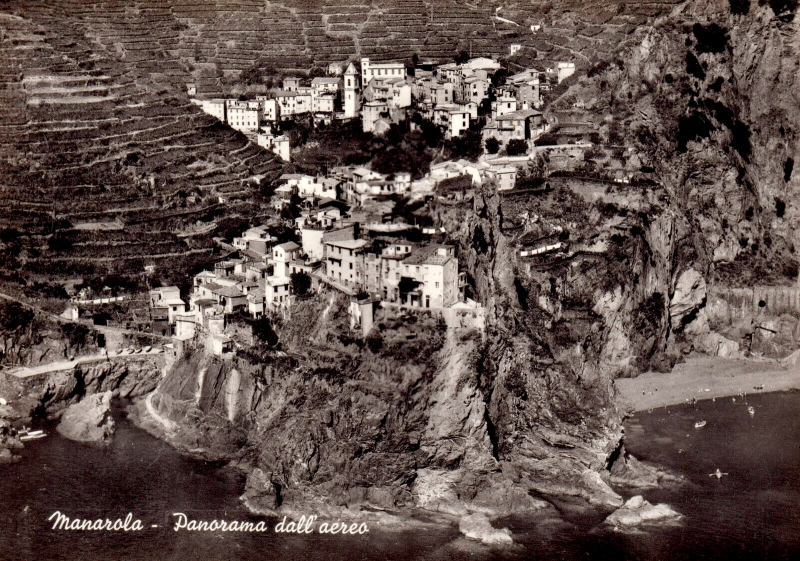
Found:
[324,238,367,289]
[226,100,262,132]
[461,76,490,105]
[398,245,460,309]
[311,76,342,98]
[282,77,301,92]
[360,58,406,84]
[491,95,517,120]
[255,97,280,121]
[275,90,297,117]
[433,105,471,138]
[200,99,227,122]
[361,100,389,133]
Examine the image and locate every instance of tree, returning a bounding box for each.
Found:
[0,301,34,334]
[491,68,508,88]
[251,316,279,346]
[485,137,500,154]
[455,50,470,65]
[446,129,483,162]
[290,272,312,296]
[506,139,528,156]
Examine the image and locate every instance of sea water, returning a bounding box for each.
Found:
[0,393,798,560]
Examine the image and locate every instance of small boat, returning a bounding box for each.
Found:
[19,429,47,442]
[694,420,707,429]
[753,385,764,391]
[709,469,729,480]
[133,348,142,354]
[143,346,152,353]
[748,406,755,417]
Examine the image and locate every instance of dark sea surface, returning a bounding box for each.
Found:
[0,392,798,561]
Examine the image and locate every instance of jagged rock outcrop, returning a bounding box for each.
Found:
[40,358,163,412]
[0,419,22,464]
[604,495,681,527]
[458,512,513,546]
[57,390,114,444]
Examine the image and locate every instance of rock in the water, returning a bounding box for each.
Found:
[56,391,115,444]
[459,513,513,545]
[605,495,680,527]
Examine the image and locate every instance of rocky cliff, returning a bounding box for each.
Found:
[549,0,800,357]
[139,186,674,519]
[132,0,800,522]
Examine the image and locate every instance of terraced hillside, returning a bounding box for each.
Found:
[0,8,281,283]
[0,0,686,282]
[1,1,683,97]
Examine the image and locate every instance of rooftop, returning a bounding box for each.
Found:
[266,276,291,286]
[403,245,453,266]
[277,241,300,251]
[496,109,543,121]
[326,239,368,250]
[311,77,342,85]
[210,285,244,298]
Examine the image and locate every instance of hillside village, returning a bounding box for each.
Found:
[149,192,486,357]
[192,52,576,174]
[139,51,590,356]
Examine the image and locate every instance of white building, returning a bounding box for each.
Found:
[275,91,297,117]
[399,245,460,309]
[432,105,471,138]
[264,276,291,309]
[361,57,406,84]
[256,97,280,121]
[362,100,389,133]
[257,130,291,162]
[200,99,227,122]
[226,100,262,132]
[492,95,518,120]
[557,62,576,83]
[325,239,368,289]
[271,241,301,277]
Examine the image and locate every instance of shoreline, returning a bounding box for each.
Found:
[615,355,800,412]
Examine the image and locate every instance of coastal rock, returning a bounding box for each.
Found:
[458,513,513,545]
[604,495,681,527]
[240,468,281,514]
[56,391,115,445]
[412,468,469,516]
[469,477,551,515]
[0,447,20,464]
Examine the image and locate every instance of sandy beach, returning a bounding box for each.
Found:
[615,356,800,412]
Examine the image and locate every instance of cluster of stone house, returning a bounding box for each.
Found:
[190,54,568,162]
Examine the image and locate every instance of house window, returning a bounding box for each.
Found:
[426,295,430,308]
[349,263,353,269]
[435,282,439,288]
